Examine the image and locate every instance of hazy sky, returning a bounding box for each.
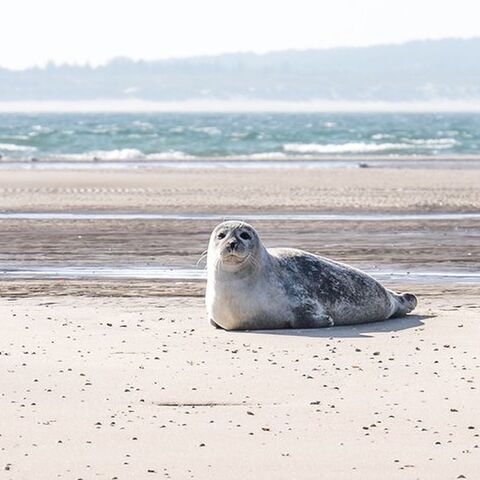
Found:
[2,0,480,69]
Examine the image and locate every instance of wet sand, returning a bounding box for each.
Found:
[0,217,478,275]
[1,166,479,479]
[1,167,480,212]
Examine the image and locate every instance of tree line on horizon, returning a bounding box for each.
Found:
[1,38,479,102]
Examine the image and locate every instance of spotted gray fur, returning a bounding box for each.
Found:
[206,221,417,331]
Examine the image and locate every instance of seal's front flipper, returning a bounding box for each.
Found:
[210,318,223,329]
[292,313,334,329]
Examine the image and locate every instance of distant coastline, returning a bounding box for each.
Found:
[1,38,479,105]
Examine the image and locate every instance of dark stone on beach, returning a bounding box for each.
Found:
[358,162,369,168]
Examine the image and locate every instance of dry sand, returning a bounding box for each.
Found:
[1,295,479,480]
[1,166,479,479]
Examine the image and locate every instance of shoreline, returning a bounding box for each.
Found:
[1,211,480,220]
[1,278,480,298]
[3,154,480,162]
[2,265,479,282]
[1,155,480,172]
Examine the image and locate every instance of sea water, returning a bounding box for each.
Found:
[0,112,479,162]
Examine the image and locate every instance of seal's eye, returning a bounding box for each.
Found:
[239,232,252,240]
[217,232,226,239]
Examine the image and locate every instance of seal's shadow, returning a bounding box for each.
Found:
[250,314,434,338]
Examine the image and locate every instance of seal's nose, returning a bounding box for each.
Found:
[227,239,238,250]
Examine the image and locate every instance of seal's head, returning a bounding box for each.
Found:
[207,221,262,273]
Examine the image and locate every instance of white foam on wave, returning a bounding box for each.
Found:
[240,152,287,160]
[407,138,457,147]
[0,143,37,152]
[49,148,194,161]
[132,120,154,130]
[32,125,50,132]
[284,142,412,154]
[284,139,458,154]
[144,151,195,160]
[190,126,222,135]
[89,125,120,134]
[7,134,30,141]
[371,133,393,140]
[55,148,143,161]
[169,126,185,133]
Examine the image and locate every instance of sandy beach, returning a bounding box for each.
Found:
[2,0,480,477]
[1,165,479,479]
[1,167,480,213]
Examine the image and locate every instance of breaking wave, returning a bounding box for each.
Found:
[284,142,410,154]
[406,138,457,147]
[0,143,37,153]
[237,152,287,160]
[49,149,194,161]
[283,139,457,154]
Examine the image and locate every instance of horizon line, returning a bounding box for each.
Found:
[2,99,480,113]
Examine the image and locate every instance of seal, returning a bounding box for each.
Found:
[206,221,417,330]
